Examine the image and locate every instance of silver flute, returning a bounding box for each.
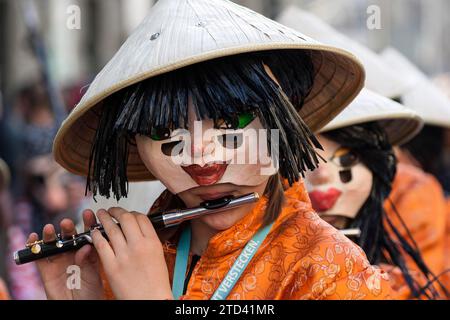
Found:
[14,192,260,265]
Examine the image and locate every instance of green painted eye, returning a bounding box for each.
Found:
[150,127,171,141]
[214,112,256,130]
[237,112,256,129]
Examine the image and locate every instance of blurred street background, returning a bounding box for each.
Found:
[0,0,449,299]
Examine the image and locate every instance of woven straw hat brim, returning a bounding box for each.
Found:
[53,0,365,181]
[320,89,424,146]
[381,47,450,129]
[277,6,409,99]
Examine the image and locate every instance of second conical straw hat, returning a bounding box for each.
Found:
[321,89,423,146]
[277,6,408,99]
[380,47,450,129]
[53,0,365,181]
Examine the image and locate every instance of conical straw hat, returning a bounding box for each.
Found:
[277,6,409,98]
[380,47,450,129]
[53,0,365,181]
[321,89,423,146]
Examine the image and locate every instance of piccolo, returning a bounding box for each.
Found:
[14,192,260,265]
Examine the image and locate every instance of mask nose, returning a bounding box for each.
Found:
[186,120,216,166]
[306,163,333,186]
[183,102,222,166]
[190,133,205,156]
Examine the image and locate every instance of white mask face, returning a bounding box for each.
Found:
[304,134,373,225]
[135,99,277,194]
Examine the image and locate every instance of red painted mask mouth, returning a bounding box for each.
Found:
[182,163,229,186]
[308,188,342,212]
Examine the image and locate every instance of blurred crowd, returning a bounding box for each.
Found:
[0,79,91,299]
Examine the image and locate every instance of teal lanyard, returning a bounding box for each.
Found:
[172,225,191,299]
[172,222,274,300]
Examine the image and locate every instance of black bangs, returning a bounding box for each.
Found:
[87,50,320,200]
[325,123,447,299]
[262,50,315,111]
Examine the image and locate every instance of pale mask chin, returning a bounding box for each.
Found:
[304,135,373,222]
[135,102,277,195]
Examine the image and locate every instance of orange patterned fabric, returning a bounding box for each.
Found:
[384,163,448,298]
[103,182,394,300]
[385,163,447,276]
[163,182,393,300]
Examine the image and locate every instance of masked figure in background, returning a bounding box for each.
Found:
[278,7,449,294]
[381,48,450,287]
[296,89,447,299]
[381,51,450,195]
[27,0,396,300]
[433,73,450,289]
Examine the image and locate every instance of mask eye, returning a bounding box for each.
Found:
[218,133,244,149]
[331,147,359,168]
[150,127,171,141]
[161,140,185,156]
[236,112,256,129]
[214,112,256,130]
[339,151,359,168]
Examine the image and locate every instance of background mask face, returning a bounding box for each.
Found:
[136,102,277,194]
[304,134,373,221]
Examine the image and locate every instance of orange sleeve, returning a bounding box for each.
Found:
[385,165,447,276]
[285,242,395,300]
[324,268,395,300]
[319,251,395,300]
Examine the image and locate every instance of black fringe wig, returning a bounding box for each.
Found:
[87,50,322,200]
[324,123,447,299]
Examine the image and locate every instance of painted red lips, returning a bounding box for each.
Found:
[182,163,229,186]
[308,188,342,212]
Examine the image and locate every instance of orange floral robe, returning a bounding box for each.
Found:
[103,182,394,300]
[385,163,447,276]
[383,163,448,298]
[119,182,396,300]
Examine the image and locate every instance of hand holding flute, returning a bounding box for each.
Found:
[28,211,105,300]
[22,193,259,300]
[28,208,174,300]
